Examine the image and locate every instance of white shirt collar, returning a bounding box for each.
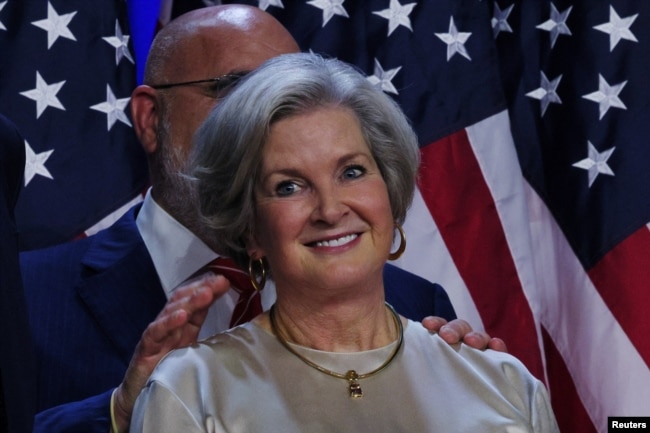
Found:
[136,189,218,297]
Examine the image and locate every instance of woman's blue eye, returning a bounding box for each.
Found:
[343,165,365,179]
[276,181,299,196]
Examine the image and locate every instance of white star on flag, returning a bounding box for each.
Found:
[582,74,627,120]
[492,3,514,38]
[307,0,349,27]
[372,0,416,37]
[0,1,7,31]
[435,17,472,61]
[90,85,132,131]
[31,1,77,49]
[525,71,562,117]
[102,20,134,65]
[536,3,572,49]
[367,59,402,95]
[24,140,54,187]
[593,6,638,52]
[20,71,66,119]
[258,0,284,11]
[572,141,615,188]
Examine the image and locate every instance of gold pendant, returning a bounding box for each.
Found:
[346,370,363,398]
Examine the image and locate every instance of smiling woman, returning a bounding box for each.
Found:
[130,53,559,433]
[189,54,420,274]
[250,107,395,298]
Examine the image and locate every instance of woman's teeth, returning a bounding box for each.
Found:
[315,234,358,247]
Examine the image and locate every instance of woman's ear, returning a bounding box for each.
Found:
[246,233,264,261]
[130,85,159,154]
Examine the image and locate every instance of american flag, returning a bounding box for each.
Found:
[0,0,148,251]
[227,0,647,431]
[4,0,649,431]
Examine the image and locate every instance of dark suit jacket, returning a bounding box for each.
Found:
[0,114,36,433]
[23,205,455,433]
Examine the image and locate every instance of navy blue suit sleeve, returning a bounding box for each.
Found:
[383,263,456,321]
[33,389,113,433]
[0,114,36,433]
[21,206,166,433]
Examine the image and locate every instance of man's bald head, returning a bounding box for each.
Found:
[144,4,299,86]
[131,5,299,239]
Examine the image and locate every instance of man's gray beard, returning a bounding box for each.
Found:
[155,120,207,241]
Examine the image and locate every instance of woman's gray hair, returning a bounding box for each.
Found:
[189,52,420,268]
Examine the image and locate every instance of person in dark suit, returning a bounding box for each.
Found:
[0,114,36,433]
[21,5,502,433]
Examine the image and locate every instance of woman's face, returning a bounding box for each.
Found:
[249,107,394,294]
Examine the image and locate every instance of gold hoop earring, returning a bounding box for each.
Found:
[248,257,266,291]
[388,225,406,261]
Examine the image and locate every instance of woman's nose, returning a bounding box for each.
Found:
[310,187,349,225]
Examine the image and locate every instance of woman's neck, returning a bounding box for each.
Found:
[262,295,399,352]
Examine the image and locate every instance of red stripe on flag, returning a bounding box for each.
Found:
[542,326,597,433]
[418,129,544,379]
[588,225,650,368]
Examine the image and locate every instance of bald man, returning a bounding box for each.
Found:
[22,5,499,433]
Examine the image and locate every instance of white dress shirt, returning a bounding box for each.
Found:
[136,189,276,339]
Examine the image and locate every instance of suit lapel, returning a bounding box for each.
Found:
[75,206,167,364]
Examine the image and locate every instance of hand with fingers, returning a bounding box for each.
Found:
[110,273,231,433]
[421,317,508,352]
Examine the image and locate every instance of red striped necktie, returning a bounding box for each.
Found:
[206,257,263,327]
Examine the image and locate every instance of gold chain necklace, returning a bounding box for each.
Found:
[269,302,403,399]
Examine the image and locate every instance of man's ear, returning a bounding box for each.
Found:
[131,85,159,154]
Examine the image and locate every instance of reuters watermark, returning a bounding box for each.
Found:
[609,417,650,432]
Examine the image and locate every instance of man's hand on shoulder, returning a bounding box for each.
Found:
[421,317,508,352]
[111,272,230,432]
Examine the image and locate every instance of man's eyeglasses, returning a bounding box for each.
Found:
[149,72,247,98]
